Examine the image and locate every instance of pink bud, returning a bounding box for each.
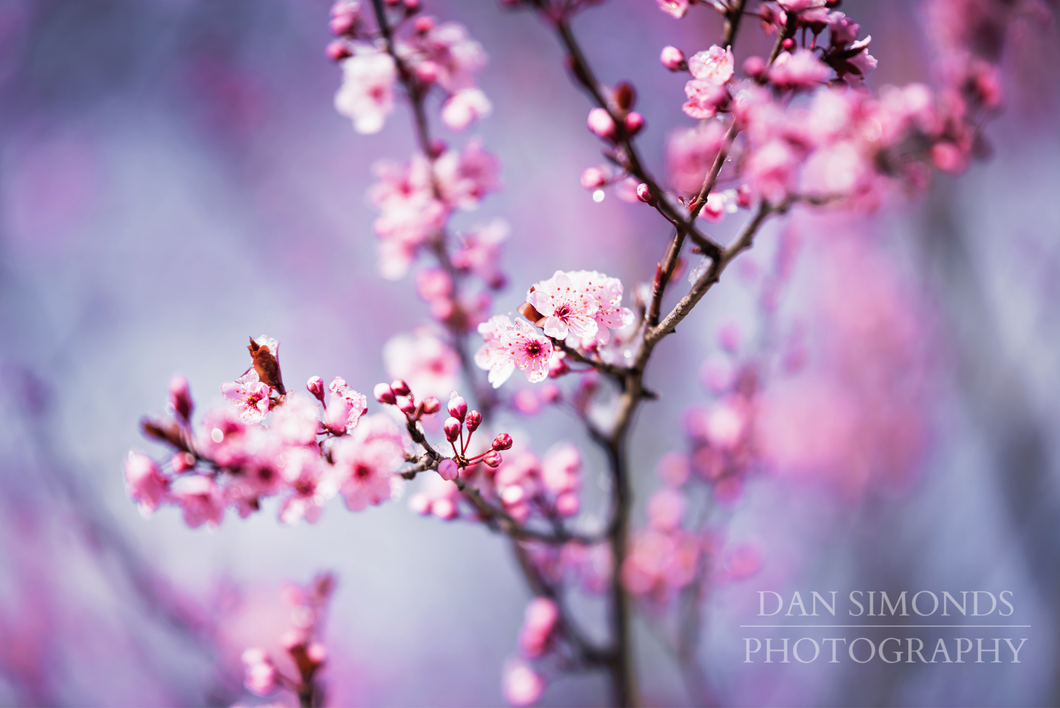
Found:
[391,379,411,396]
[421,396,441,414]
[397,396,417,415]
[625,111,645,136]
[736,184,752,207]
[413,16,434,33]
[428,138,447,159]
[308,376,326,402]
[782,38,795,50]
[374,382,397,405]
[636,183,656,206]
[169,375,193,421]
[580,167,606,190]
[660,46,686,71]
[465,410,482,433]
[743,55,766,80]
[555,492,580,517]
[329,13,356,36]
[492,433,513,451]
[438,459,459,481]
[306,642,327,666]
[326,40,352,62]
[447,395,468,421]
[587,107,616,140]
[444,417,462,442]
[403,0,421,12]
[483,450,503,468]
[172,451,195,473]
[415,60,439,84]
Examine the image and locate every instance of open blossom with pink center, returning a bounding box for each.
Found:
[475,316,554,388]
[170,474,225,528]
[384,328,459,400]
[502,659,545,706]
[434,138,501,211]
[334,49,397,134]
[683,80,729,119]
[221,369,272,424]
[332,413,404,511]
[688,45,734,85]
[768,49,831,89]
[124,452,168,515]
[278,447,335,525]
[518,597,559,658]
[323,377,367,435]
[571,270,634,344]
[527,270,600,340]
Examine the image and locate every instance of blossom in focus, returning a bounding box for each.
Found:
[527,270,600,340]
[683,80,729,120]
[475,316,554,387]
[323,377,367,435]
[334,50,397,134]
[688,45,734,85]
[221,369,272,424]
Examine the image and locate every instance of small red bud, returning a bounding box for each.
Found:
[587,108,616,140]
[391,379,411,396]
[421,396,441,414]
[483,450,503,468]
[413,16,434,33]
[782,38,795,50]
[625,112,645,136]
[169,375,193,421]
[326,40,352,62]
[660,46,686,72]
[492,433,513,451]
[397,396,416,415]
[465,410,482,433]
[636,183,656,206]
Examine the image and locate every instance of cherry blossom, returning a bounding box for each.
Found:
[123,452,168,515]
[688,45,734,85]
[334,49,397,135]
[527,270,600,340]
[221,369,272,424]
[332,414,404,511]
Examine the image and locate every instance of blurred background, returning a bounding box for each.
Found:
[0,0,1058,705]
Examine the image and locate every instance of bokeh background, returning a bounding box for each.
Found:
[1,0,1059,705]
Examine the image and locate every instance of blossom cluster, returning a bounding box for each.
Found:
[126,337,405,528]
[239,574,334,704]
[475,270,634,388]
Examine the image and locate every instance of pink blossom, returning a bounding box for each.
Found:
[647,488,685,531]
[502,659,545,706]
[334,50,397,134]
[323,377,367,435]
[451,218,509,288]
[682,80,729,119]
[170,475,225,528]
[441,88,492,131]
[270,394,321,446]
[540,443,580,496]
[666,121,728,194]
[124,452,168,515]
[383,329,459,400]
[332,413,404,511]
[399,21,487,94]
[221,369,271,424]
[571,271,634,345]
[434,139,501,211]
[278,448,335,524]
[656,0,689,19]
[527,270,600,340]
[660,46,686,71]
[518,597,559,658]
[688,45,734,85]
[241,648,277,696]
[475,316,554,387]
[768,49,831,89]
[410,472,460,519]
[747,139,798,203]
